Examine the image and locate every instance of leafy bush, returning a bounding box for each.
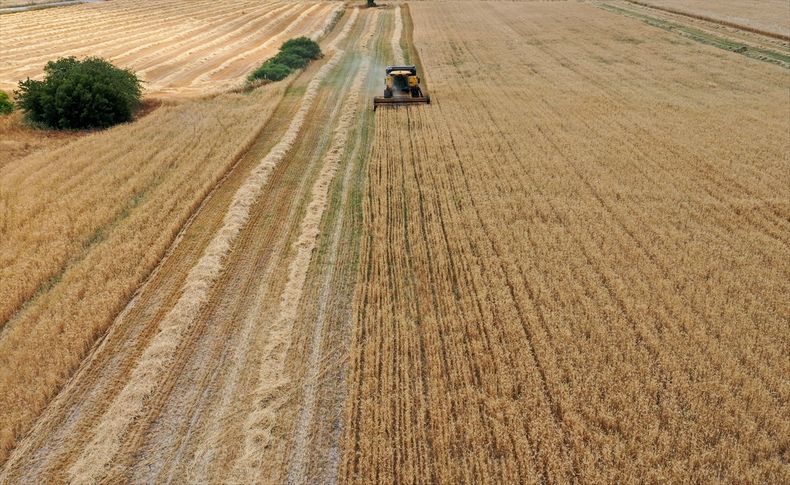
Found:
[0,91,12,115]
[280,37,322,60]
[272,51,309,70]
[15,56,142,130]
[281,45,320,62]
[247,37,323,84]
[249,62,291,82]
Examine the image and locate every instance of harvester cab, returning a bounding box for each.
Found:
[373,65,431,110]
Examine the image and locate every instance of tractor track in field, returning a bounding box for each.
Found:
[0,6,381,482]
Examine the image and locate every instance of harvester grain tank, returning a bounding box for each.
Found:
[373,65,430,110]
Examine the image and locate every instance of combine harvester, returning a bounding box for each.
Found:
[373,65,430,110]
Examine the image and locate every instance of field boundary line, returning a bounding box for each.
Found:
[143,15,359,478]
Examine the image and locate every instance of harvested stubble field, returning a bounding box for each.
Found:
[626,0,790,38]
[0,0,338,96]
[0,1,788,483]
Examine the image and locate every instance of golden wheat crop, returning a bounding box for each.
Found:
[342,2,790,483]
[0,112,83,168]
[0,0,337,96]
[0,85,288,463]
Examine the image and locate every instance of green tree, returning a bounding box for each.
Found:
[15,57,142,130]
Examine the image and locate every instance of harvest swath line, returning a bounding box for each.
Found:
[286,11,377,484]
[0,0,333,95]
[229,7,361,476]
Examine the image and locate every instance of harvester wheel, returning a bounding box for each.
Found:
[383,87,393,98]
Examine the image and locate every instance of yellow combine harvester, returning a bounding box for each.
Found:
[373,65,430,110]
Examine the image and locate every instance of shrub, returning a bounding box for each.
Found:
[249,62,291,82]
[281,45,319,62]
[280,37,322,60]
[247,37,323,86]
[272,51,309,70]
[0,91,12,115]
[15,56,142,130]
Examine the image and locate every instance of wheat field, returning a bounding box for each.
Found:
[0,86,290,463]
[0,0,338,96]
[341,2,789,483]
[0,0,788,482]
[0,0,347,465]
